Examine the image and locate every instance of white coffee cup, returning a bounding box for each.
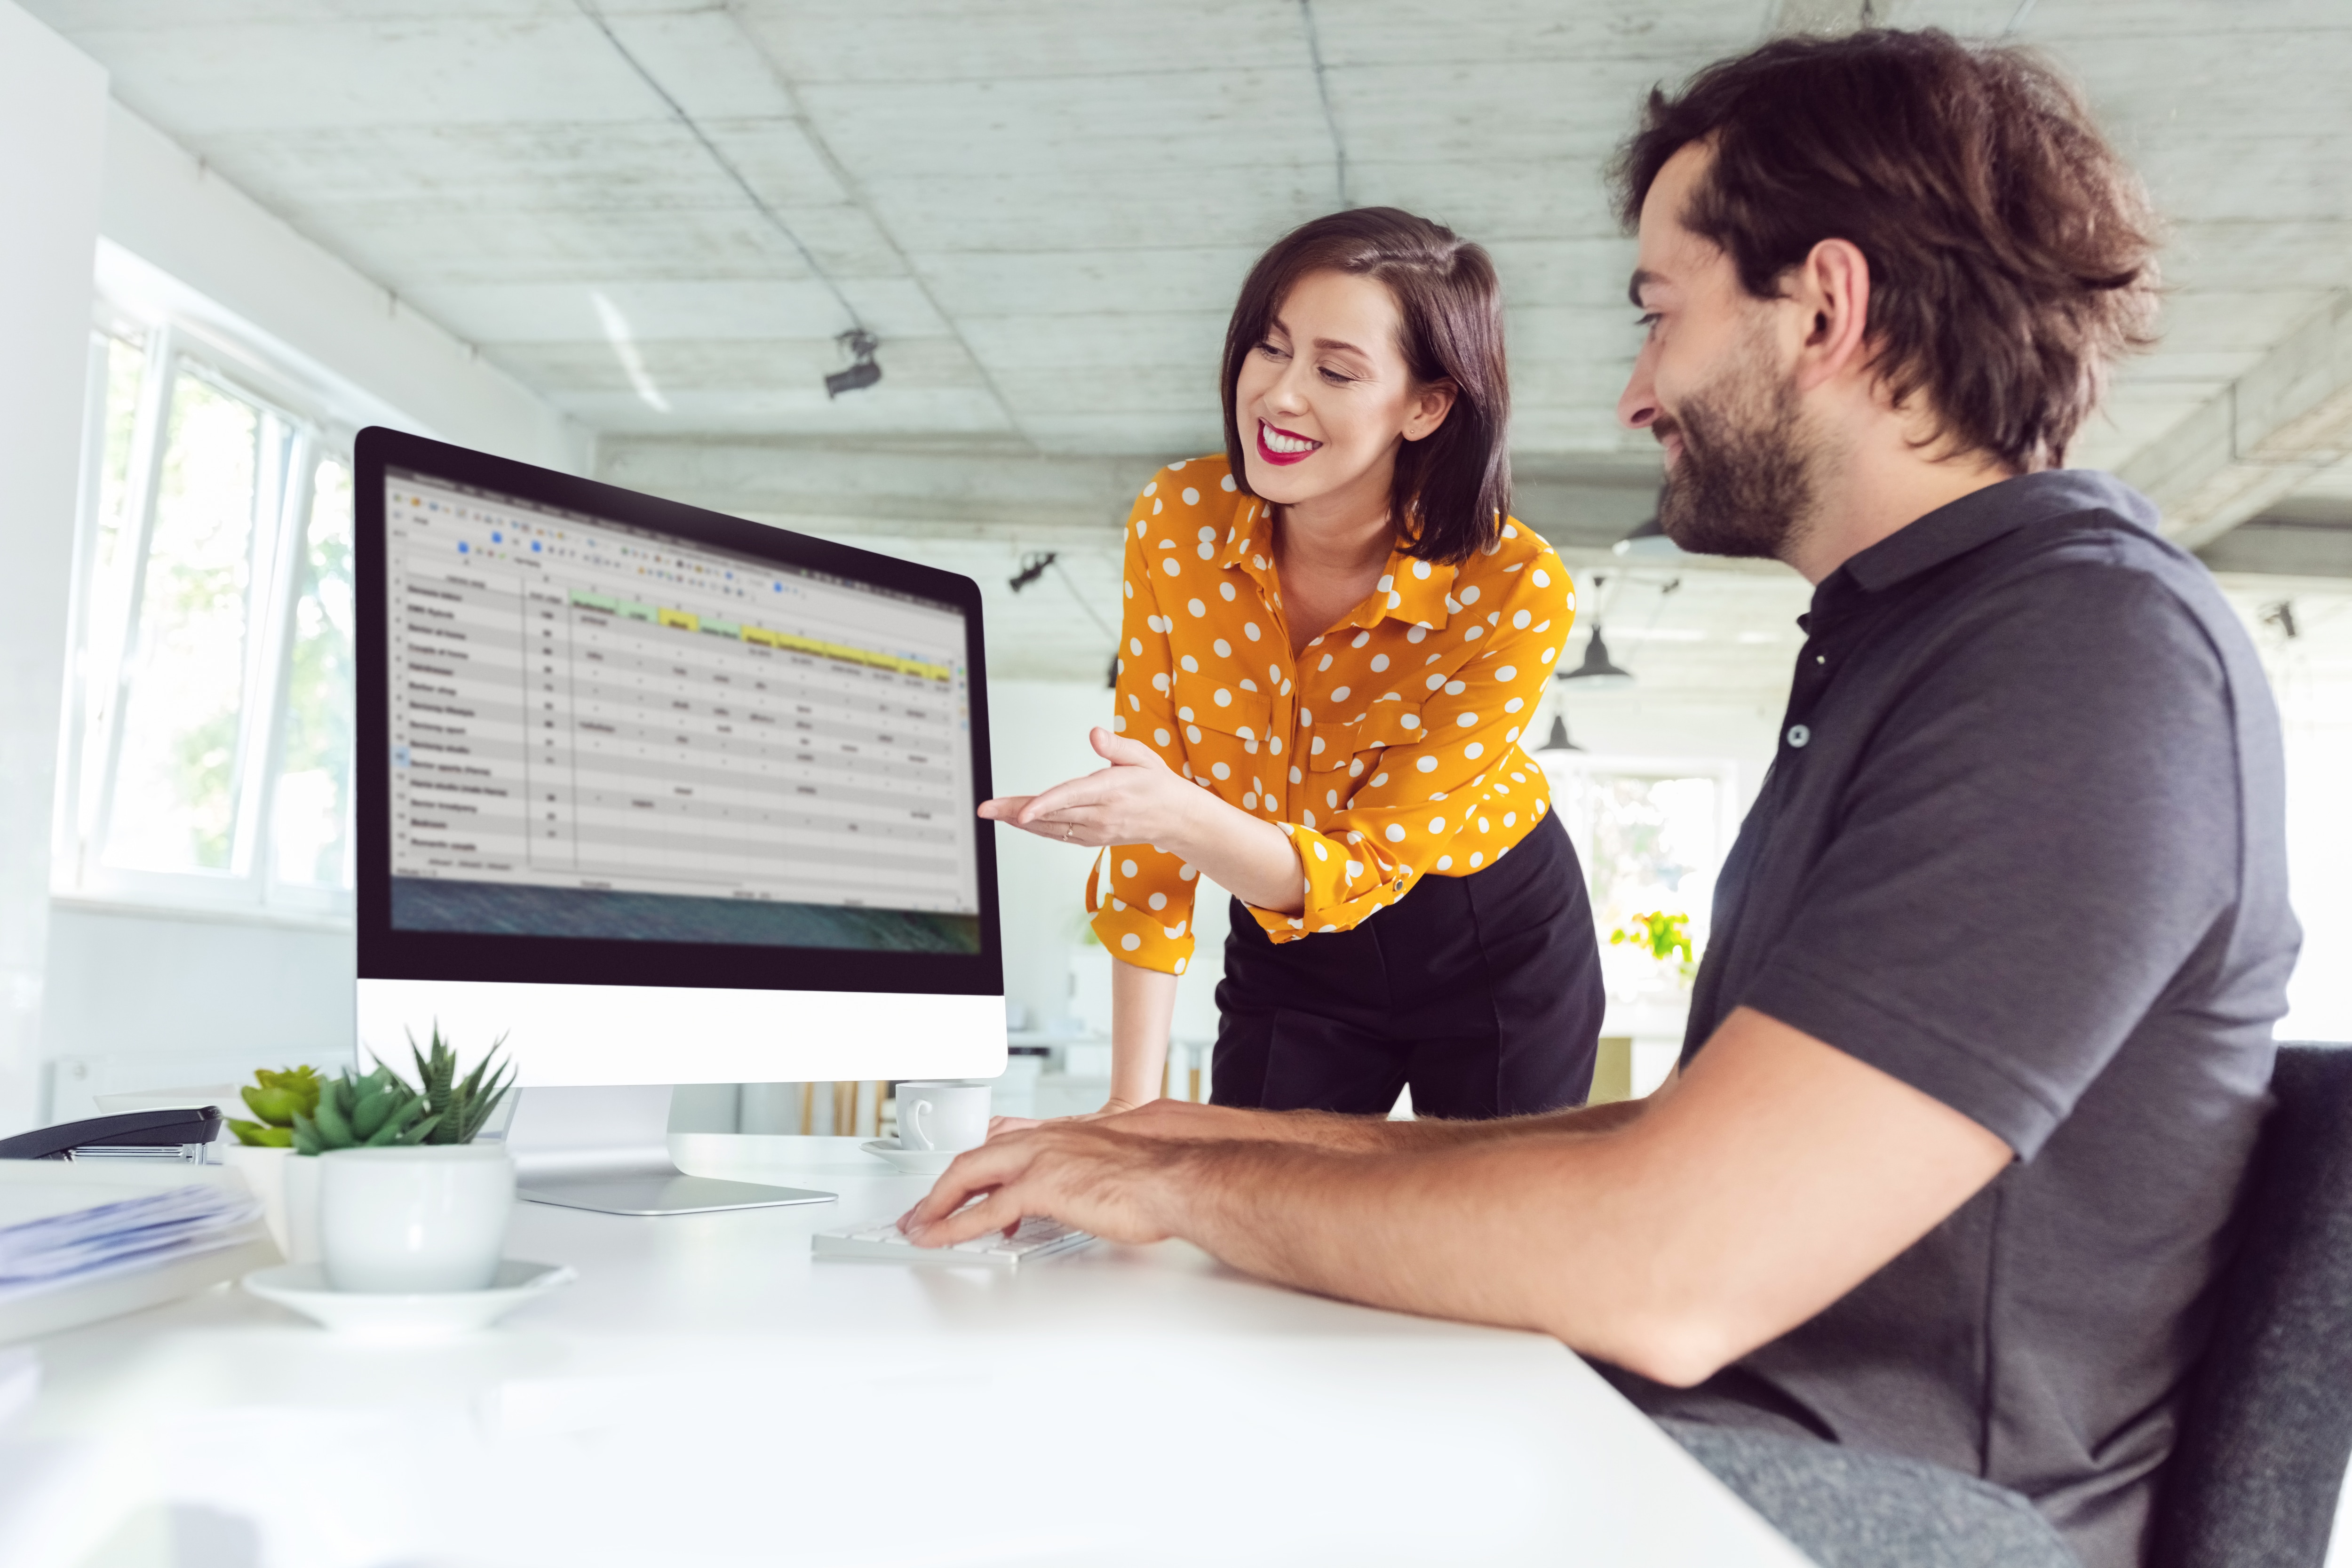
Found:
[320,1145,515,1293]
[895,1081,990,1153]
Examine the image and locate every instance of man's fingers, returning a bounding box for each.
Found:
[911,1184,1030,1248]
[902,1139,1025,1230]
[987,1114,1043,1139]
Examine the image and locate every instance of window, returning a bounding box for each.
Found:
[1540,753,1740,1019]
[55,322,356,919]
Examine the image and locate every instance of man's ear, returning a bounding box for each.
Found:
[1402,379,1459,443]
[1788,238,1873,395]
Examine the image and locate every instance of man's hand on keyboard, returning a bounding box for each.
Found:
[897,1122,1187,1249]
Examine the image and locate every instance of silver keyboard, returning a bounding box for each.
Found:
[812,1215,1096,1268]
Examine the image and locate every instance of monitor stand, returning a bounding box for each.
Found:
[502,1085,834,1217]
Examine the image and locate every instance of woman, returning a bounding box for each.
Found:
[983,208,1603,1120]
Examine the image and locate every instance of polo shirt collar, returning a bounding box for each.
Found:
[1838,469,2158,595]
[1222,498,1457,631]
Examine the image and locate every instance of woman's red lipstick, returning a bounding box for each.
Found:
[1256,420,1322,467]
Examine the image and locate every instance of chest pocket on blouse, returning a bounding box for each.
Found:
[1303,717,1361,772]
[1173,669,1272,750]
[1304,699,1424,772]
[1357,698,1426,757]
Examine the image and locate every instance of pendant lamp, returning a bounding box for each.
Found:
[1532,712,1584,760]
[1561,624,1634,688]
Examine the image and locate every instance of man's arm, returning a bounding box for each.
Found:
[906,1007,2009,1388]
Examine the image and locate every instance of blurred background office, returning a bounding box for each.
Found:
[1,0,2346,1133]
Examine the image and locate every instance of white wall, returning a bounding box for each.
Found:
[41,907,354,1122]
[0,2,108,1135]
[985,679,1229,1045]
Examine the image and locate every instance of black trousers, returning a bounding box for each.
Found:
[1211,810,1604,1119]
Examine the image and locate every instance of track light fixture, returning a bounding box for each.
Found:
[1009,552,1059,593]
[825,329,882,398]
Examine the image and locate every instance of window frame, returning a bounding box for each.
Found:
[54,306,359,926]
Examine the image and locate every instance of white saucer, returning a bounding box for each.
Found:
[243,1259,575,1337]
[860,1138,962,1176]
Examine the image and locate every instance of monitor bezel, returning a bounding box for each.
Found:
[354,426,1003,998]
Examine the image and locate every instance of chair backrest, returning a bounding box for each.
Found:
[2151,1043,2352,1568]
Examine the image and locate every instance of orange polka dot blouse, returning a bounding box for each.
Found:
[1088,454,1578,976]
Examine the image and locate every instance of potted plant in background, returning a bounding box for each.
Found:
[219,1067,324,1254]
[1608,910,1698,989]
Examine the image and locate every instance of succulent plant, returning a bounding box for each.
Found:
[291,1065,440,1154]
[227,1066,324,1148]
[409,1025,514,1146]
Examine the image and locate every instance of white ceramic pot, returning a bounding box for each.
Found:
[319,1145,515,1294]
[282,1150,326,1264]
[217,1142,293,1256]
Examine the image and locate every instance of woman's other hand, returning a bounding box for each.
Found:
[985,1096,1150,1142]
[977,727,1199,850]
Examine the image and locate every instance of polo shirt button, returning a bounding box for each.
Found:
[1787,724,1812,748]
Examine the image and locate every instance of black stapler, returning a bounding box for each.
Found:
[0,1106,225,1162]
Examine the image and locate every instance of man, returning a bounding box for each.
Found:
[907,30,2298,1568]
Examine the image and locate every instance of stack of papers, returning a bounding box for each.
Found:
[0,1164,276,1342]
[0,1180,263,1305]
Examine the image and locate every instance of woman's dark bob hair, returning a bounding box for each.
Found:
[1220,207,1510,565]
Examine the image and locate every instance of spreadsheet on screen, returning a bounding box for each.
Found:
[382,470,982,953]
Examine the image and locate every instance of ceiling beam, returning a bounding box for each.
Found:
[2122,292,2352,550]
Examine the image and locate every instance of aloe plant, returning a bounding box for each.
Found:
[227,1066,323,1148]
[291,1065,439,1154]
[408,1025,515,1146]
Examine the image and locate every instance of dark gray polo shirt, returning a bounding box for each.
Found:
[1603,470,2299,1568]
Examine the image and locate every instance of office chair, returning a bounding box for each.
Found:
[2150,1043,2352,1568]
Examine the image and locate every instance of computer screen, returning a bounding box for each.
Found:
[355,429,1004,1088]
[382,467,982,953]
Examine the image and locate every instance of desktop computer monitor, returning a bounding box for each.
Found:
[353,428,1005,1211]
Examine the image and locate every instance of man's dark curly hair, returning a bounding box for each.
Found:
[1614,28,2160,472]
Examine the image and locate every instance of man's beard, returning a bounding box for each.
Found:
[1655,354,1817,562]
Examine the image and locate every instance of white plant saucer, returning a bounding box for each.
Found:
[243,1259,574,1337]
[860,1139,962,1176]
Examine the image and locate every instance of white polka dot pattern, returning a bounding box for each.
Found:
[1083,454,1576,974]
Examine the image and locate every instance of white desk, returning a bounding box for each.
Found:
[0,1146,1812,1568]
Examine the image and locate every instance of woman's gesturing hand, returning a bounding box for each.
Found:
[977,726,1200,851]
